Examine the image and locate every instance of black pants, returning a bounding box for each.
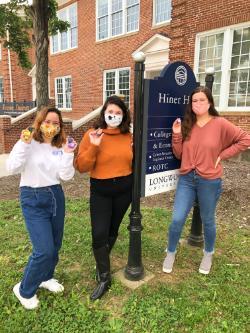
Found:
[90,174,132,249]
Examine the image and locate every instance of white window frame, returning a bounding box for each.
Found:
[96,0,140,41]
[55,75,72,111]
[153,0,172,27]
[50,2,78,55]
[194,22,250,112]
[103,67,130,107]
[0,77,4,103]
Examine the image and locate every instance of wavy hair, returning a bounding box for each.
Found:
[94,95,131,133]
[32,107,66,147]
[182,86,219,140]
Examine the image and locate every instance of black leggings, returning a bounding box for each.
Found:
[90,174,132,249]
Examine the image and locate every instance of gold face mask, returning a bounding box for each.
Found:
[40,122,60,139]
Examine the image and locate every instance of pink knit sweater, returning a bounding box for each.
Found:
[172,117,250,179]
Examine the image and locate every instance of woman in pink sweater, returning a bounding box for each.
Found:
[163,86,250,275]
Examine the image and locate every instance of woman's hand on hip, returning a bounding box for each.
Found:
[215,156,221,168]
[89,129,104,146]
[172,118,182,134]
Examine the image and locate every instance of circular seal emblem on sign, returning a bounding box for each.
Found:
[175,65,187,86]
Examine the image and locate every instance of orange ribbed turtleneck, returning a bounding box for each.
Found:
[75,128,133,179]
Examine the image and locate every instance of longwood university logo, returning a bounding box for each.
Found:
[175,66,187,86]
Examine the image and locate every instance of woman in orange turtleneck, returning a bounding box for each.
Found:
[75,95,133,300]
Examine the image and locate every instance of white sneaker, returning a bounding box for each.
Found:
[13,282,39,310]
[199,251,213,275]
[39,278,64,293]
[163,252,176,273]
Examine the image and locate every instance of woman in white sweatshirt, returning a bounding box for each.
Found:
[7,107,77,310]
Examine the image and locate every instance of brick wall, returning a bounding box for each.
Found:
[220,113,250,131]
[0,116,10,153]
[12,51,32,102]
[0,46,11,102]
[0,41,33,102]
[0,113,37,153]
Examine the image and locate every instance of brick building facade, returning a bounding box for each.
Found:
[0,0,250,153]
[0,44,33,103]
[48,0,250,129]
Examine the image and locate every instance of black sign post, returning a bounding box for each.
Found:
[205,68,215,91]
[125,52,145,281]
[187,204,203,247]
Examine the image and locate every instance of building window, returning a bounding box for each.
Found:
[229,28,250,107]
[196,33,224,106]
[195,24,250,110]
[0,78,3,102]
[153,0,171,25]
[97,0,139,41]
[51,3,78,54]
[104,68,130,107]
[55,76,72,109]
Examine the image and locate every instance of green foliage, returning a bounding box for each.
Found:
[0,199,249,333]
[48,0,70,36]
[0,0,70,69]
[0,1,32,68]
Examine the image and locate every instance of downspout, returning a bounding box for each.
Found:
[6,29,13,102]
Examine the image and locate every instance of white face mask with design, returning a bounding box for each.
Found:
[104,113,123,128]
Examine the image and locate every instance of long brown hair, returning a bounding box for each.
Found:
[94,95,131,133]
[182,86,219,140]
[32,107,66,147]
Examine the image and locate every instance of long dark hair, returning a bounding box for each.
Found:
[32,107,66,147]
[94,95,131,134]
[182,86,219,140]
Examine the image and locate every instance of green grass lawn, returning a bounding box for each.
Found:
[0,198,249,333]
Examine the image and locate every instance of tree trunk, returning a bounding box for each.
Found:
[32,0,49,110]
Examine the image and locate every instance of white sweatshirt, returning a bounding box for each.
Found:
[6,139,75,187]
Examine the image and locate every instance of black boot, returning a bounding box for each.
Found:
[91,246,111,301]
[95,237,117,282]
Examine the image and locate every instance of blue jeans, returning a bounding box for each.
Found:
[168,171,222,253]
[19,185,65,298]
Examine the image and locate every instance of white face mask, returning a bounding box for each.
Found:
[104,113,123,128]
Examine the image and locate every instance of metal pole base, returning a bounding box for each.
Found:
[125,220,144,281]
[187,234,204,247]
[124,265,144,281]
[187,204,204,247]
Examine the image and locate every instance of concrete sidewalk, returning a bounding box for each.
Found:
[0,154,10,178]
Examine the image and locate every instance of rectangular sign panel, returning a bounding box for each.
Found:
[0,101,36,117]
[141,62,199,197]
[145,169,179,196]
